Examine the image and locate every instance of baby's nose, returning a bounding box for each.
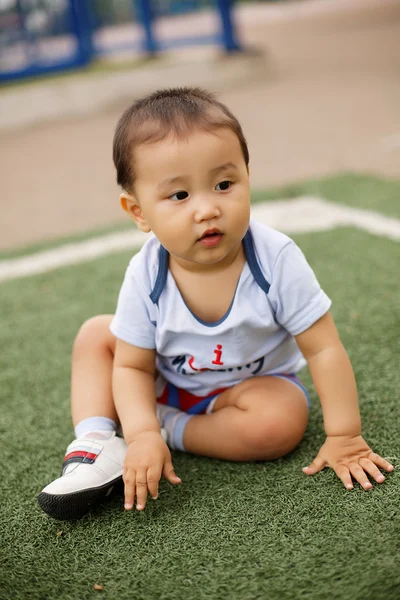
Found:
[193,196,221,222]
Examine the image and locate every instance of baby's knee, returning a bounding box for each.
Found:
[240,410,307,461]
[73,315,115,356]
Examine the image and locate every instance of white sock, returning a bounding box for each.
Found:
[74,416,117,440]
[81,430,114,440]
[156,403,181,427]
[156,403,193,451]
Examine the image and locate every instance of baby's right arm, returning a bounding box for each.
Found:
[113,339,159,441]
[113,339,181,510]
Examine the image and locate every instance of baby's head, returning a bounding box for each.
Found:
[113,87,251,268]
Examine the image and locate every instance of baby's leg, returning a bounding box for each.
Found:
[71,315,117,427]
[38,315,123,520]
[182,377,309,461]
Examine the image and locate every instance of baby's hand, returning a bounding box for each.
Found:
[302,434,394,490]
[123,431,181,511]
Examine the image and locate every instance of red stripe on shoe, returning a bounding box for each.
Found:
[64,451,98,462]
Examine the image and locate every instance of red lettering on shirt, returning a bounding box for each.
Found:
[211,344,224,365]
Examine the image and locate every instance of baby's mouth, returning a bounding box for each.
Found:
[198,228,224,247]
[198,228,223,240]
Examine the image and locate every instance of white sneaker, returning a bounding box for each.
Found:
[38,432,127,520]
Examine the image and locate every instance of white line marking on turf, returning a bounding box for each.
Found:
[252,197,400,240]
[0,228,149,283]
[1,197,399,283]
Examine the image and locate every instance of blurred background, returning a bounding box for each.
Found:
[0,0,399,251]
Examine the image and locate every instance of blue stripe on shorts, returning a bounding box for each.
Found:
[160,373,310,415]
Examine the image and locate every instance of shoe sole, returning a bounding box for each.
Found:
[37,476,123,520]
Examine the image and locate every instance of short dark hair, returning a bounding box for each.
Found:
[113,87,249,193]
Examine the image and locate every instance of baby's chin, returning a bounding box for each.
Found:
[173,246,244,272]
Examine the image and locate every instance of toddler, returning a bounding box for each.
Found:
[38,87,393,520]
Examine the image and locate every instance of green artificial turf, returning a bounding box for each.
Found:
[1,222,399,599]
[251,173,400,219]
[0,220,132,261]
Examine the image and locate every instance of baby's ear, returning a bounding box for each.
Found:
[120,192,151,233]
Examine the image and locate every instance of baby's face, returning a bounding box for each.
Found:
[132,127,251,271]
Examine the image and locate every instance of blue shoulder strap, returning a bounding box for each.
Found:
[149,245,169,304]
[243,228,271,294]
[149,227,270,304]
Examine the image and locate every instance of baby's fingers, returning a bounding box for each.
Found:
[163,460,182,485]
[147,466,162,501]
[335,464,355,490]
[349,462,373,490]
[359,457,386,484]
[135,468,149,511]
[302,456,326,475]
[123,472,136,510]
[367,452,395,473]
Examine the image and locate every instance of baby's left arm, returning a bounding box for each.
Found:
[295,312,394,490]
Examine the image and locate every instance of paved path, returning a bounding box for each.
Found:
[0,0,399,250]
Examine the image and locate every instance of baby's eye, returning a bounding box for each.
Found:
[215,180,232,191]
[169,190,189,201]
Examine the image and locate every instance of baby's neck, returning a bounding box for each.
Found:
[169,243,246,323]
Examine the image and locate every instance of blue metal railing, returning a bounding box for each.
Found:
[0,0,240,83]
[0,0,94,82]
